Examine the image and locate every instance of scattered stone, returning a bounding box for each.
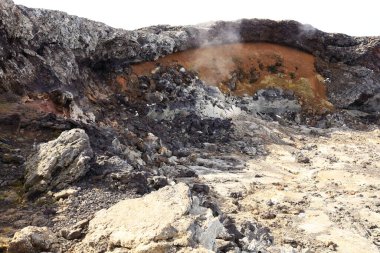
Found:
[173,148,192,158]
[296,153,310,164]
[266,199,278,206]
[158,165,198,178]
[61,227,82,240]
[73,219,90,229]
[108,171,149,194]
[13,220,31,229]
[53,187,79,200]
[204,143,218,152]
[261,211,277,220]
[96,155,134,174]
[230,191,243,199]
[8,226,59,253]
[239,221,274,251]
[215,239,238,252]
[325,241,338,251]
[148,176,169,190]
[157,146,172,157]
[242,146,257,156]
[192,183,210,194]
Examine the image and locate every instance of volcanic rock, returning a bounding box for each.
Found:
[24,128,93,197]
[7,226,59,253]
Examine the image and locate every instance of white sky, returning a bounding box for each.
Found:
[13,0,379,36]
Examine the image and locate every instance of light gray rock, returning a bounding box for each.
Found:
[7,226,59,253]
[72,183,231,252]
[24,128,93,196]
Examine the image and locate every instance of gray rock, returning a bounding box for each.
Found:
[108,171,149,194]
[148,175,169,190]
[8,226,59,253]
[192,183,210,194]
[111,138,125,154]
[24,129,93,196]
[96,155,134,174]
[239,221,273,252]
[204,143,218,152]
[123,147,146,168]
[158,165,198,178]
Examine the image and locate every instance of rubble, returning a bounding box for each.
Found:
[7,226,59,253]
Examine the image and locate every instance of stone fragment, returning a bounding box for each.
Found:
[24,129,93,197]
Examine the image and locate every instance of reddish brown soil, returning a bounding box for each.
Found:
[132,43,333,113]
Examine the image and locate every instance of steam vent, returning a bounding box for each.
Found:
[1,0,380,252]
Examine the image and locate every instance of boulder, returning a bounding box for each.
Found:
[24,128,93,196]
[73,183,231,252]
[7,226,59,253]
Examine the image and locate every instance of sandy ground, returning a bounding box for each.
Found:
[200,122,380,253]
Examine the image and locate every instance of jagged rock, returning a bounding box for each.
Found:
[72,183,236,252]
[7,226,59,253]
[24,128,93,197]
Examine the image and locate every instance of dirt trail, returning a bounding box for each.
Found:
[200,122,380,252]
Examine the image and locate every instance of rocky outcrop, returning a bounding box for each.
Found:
[0,0,379,111]
[7,226,59,253]
[73,183,205,252]
[24,128,93,196]
[72,183,272,252]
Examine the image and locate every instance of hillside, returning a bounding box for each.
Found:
[0,0,380,252]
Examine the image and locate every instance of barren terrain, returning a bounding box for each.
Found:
[1,1,380,252]
[199,115,380,252]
